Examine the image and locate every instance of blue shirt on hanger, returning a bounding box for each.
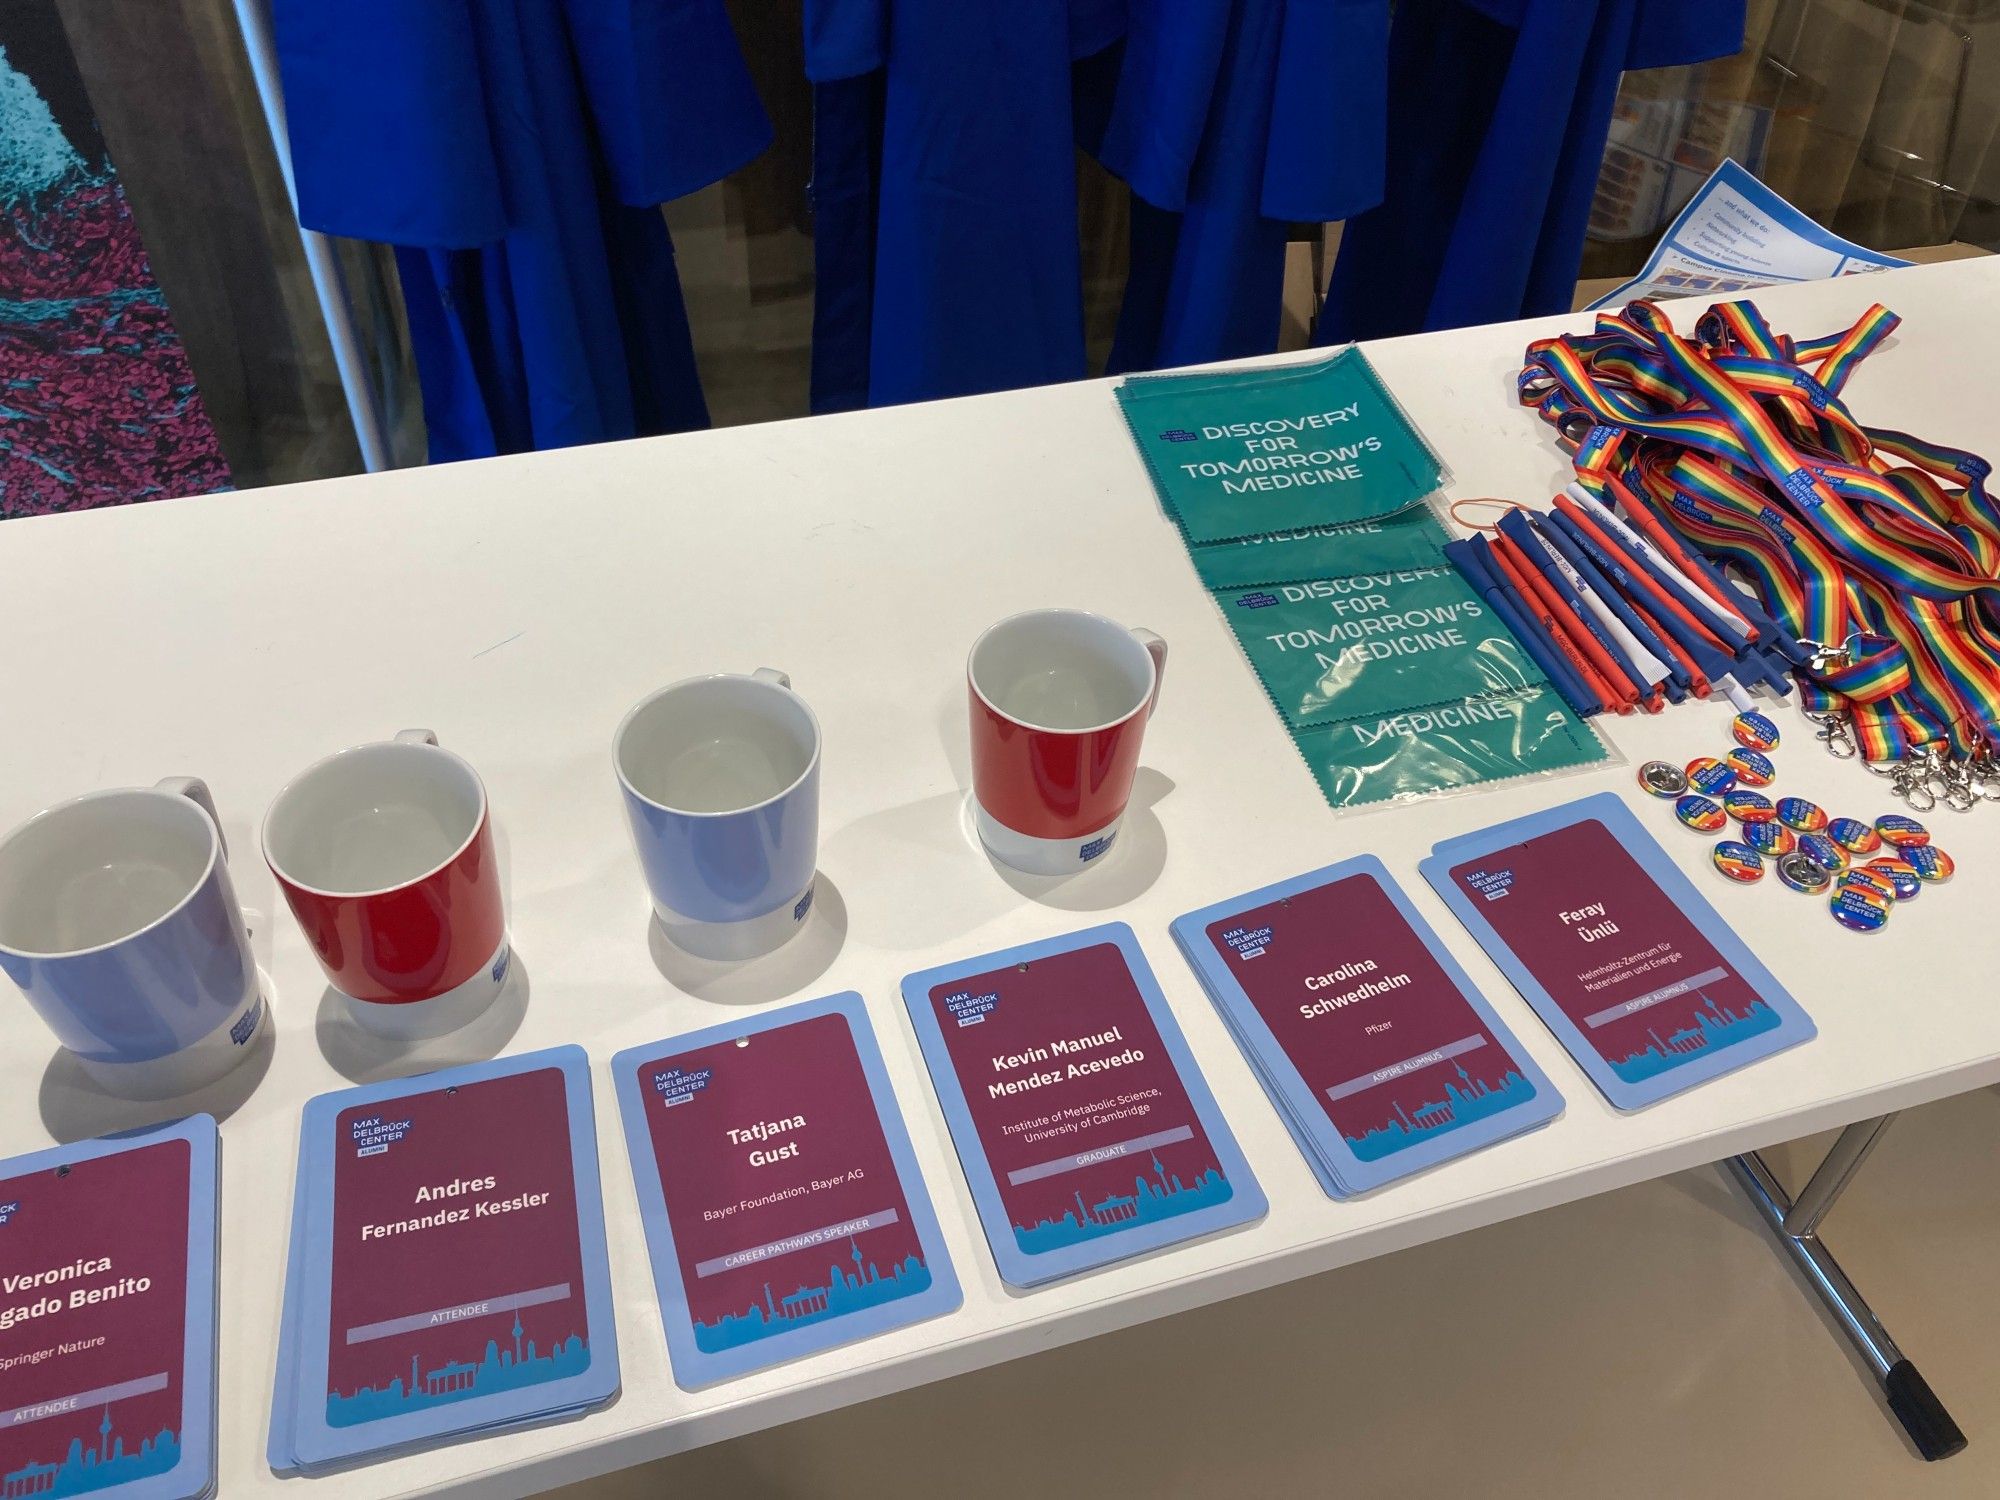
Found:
[1083,0,1389,373]
[274,0,770,461]
[1315,0,1746,344]
[806,0,1119,411]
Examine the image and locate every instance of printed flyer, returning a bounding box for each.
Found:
[903,924,1264,1286]
[614,993,960,1387]
[0,1118,215,1500]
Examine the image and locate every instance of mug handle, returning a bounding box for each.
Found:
[155,776,227,860]
[752,668,792,689]
[396,728,440,746]
[1132,629,1167,716]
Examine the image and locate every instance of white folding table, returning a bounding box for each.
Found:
[2,257,1996,1494]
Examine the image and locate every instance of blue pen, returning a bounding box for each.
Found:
[1499,510,1660,704]
[1756,648,1796,695]
[1572,486,1761,652]
[1537,511,1692,700]
[1572,490,1794,701]
[1444,539,1598,717]
[1472,534,1607,715]
[1544,526,1691,705]
[1590,488,1796,696]
[1618,489,1809,662]
[1542,510,1712,699]
[1556,496,1751,690]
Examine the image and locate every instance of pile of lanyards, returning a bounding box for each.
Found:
[1519,298,2000,813]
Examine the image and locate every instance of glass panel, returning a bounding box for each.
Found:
[1582,0,2000,290]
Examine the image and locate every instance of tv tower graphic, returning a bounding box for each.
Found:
[1607,988,1782,1084]
[692,1232,936,1352]
[0,1401,184,1496]
[1338,1045,1539,1161]
[1011,1141,1234,1252]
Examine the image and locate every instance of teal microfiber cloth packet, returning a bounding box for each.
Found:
[1189,504,1453,589]
[1116,347,1608,811]
[1116,348,1450,544]
[1291,684,1609,810]
[1217,566,1549,730]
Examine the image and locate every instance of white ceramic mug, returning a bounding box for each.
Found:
[615,670,822,961]
[0,778,266,1098]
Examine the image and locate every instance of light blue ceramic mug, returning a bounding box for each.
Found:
[615,669,822,961]
[0,778,265,1098]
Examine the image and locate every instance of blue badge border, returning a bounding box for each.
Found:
[1419,792,1817,1111]
[1171,855,1564,1196]
[610,991,963,1390]
[285,1045,620,1468]
[0,1115,218,1500]
[900,922,1266,1289]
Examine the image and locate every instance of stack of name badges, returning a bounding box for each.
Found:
[0,1118,220,1500]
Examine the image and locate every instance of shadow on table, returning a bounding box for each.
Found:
[645,874,848,1005]
[314,952,532,1085]
[37,974,279,1142]
[928,680,1176,911]
[978,768,1175,912]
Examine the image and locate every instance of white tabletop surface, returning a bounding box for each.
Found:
[3,258,1998,1498]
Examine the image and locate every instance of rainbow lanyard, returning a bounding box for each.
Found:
[1519,298,2000,763]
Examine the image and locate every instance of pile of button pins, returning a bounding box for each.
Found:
[1635,711,1956,933]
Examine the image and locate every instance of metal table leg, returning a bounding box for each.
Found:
[1725,1115,1967,1461]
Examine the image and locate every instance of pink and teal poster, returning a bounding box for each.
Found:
[1,15,229,517]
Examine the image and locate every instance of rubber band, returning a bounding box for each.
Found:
[1447,496,1523,533]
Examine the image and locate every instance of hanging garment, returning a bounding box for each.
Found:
[1315,0,1745,345]
[1083,0,1389,373]
[805,1,1122,412]
[273,0,769,461]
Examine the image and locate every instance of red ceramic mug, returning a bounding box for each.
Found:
[968,609,1166,875]
[262,730,509,1039]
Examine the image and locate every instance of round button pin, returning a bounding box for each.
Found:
[1713,841,1764,883]
[1685,757,1737,797]
[1830,887,1890,932]
[1905,844,1955,882]
[1675,794,1727,833]
[1777,852,1833,894]
[1744,820,1795,856]
[1725,748,1776,787]
[1838,868,1897,904]
[1796,833,1848,872]
[1873,813,1929,849]
[1731,711,1781,751]
[1866,857,1921,901]
[1638,760,1689,798]
[1827,816,1882,855]
[1724,790,1776,824]
[1777,797,1829,833]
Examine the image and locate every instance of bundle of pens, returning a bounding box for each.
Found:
[1442,486,1795,719]
[1482,296,2000,810]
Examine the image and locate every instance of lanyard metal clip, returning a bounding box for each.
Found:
[1807,708,1858,759]
[1798,637,1856,676]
